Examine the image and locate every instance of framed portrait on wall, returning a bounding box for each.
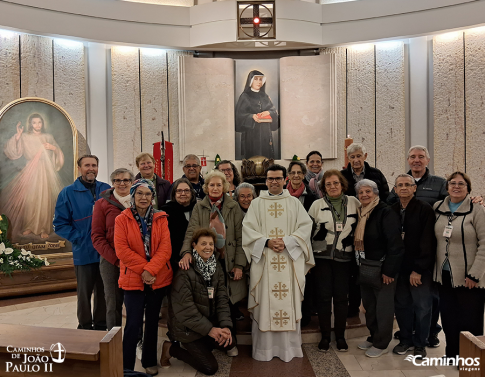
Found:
[235,59,280,160]
[0,97,77,253]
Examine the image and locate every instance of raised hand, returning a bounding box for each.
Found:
[15,121,23,140]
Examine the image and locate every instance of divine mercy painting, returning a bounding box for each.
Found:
[0,98,77,250]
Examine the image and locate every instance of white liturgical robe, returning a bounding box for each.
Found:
[242,190,314,362]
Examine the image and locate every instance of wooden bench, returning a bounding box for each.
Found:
[0,324,123,376]
[459,332,485,377]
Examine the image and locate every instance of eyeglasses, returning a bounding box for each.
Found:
[175,189,191,194]
[219,168,232,174]
[289,171,303,176]
[449,181,467,188]
[135,192,152,198]
[395,183,416,188]
[266,177,284,183]
[113,179,132,185]
[184,164,200,169]
[325,182,341,188]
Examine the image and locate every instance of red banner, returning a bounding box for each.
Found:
[164,141,174,183]
[153,142,162,177]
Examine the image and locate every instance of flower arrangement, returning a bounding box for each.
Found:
[0,214,50,276]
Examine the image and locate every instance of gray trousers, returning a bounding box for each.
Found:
[74,262,107,330]
[99,256,124,330]
[360,277,397,349]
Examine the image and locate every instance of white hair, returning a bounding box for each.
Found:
[235,182,257,198]
[355,179,379,195]
[407,145,430,160]
[347,143,367,156]
[183,154,201,166]
[394,173,416,186]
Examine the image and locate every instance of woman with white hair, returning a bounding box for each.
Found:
[354,179,404,358]
[234,182,256,215]
[179,170,246,353]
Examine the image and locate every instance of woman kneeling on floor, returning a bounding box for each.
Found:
[162,228,237,375]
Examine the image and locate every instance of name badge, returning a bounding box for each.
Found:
[208,287,214,299]
[336,223,343,232]
[443,225,453,238]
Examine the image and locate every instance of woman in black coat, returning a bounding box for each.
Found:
[235,70,279,159]
[162,228,236,375]
[161,178,197,273]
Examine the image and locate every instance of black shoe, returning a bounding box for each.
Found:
[414,347,427,359]
[318,338,330,352]
[427,334,440,348]
[394,330,400,339]
[336,338,348,352]
[392,342,414,355]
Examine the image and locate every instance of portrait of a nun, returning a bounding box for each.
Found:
[235,70,279,159]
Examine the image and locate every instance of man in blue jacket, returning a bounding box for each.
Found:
[54,154,111,330]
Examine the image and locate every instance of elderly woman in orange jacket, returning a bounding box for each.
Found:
[115,178,172,375]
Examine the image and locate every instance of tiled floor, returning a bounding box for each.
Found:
[0,293,459,377]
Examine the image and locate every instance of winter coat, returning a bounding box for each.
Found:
[433,196,485,288]
[285,183,317,212]
[161,199,196,273]
[54,178,111,266]
[114,209,173,291]
[181,195,247,304]
[135,173,171,209]
[168,262,232,343]
[91,188,126,266]
[308,195,360,262]
[341,162,390,203]
[360,201,405,278]
[387,168,447,206]
[390,197,437,275]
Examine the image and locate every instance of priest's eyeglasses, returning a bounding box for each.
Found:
[113,179,132,185]
[266,177,284,182]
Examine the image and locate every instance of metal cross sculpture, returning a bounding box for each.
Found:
[238,1,275,40]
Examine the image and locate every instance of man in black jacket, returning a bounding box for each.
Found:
[341,143,390,317]
[391,174,437,359]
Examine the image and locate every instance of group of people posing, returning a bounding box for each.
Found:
[52,143,485,375]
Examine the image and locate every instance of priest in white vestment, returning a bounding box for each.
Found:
[242,164,314,362]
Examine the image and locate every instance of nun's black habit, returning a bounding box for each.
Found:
[235,70,279,159]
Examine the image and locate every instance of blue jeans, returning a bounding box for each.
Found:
[394,271,433,348]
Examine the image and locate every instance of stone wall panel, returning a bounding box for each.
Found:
[0,33,20,109]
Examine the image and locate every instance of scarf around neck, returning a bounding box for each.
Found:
[354,196,380,251]
[113,190,131,208]
[192,250,217,283]
[131,205,154,261]
[305,169,319,184]
[209,195,226,255]
[288,183,305,198]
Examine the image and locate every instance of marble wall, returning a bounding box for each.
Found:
[0,32,87,164]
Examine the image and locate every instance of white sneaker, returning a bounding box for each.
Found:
[357,340,373,350]
[227,346,238,357]
[365,346,389,358]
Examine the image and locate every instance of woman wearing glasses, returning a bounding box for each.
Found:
[433,171,485,361]
[179,170,246,353]
[308,169,360,352]
[115,179,172,375]
[286,161,317,212]
[161,178,197,273]
[92,168,133,330]
[216,160,241,197]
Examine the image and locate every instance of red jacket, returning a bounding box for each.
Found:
[114,209,173,291]
[91,189,125,266]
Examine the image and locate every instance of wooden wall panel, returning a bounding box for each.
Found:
[20,34,53,100]
[140,49,168,153]
[465,28,485,195]
[433,32,465,178]
[111,46,141,172]
[320,47,347,171]
[375,42,406,185]
[0,32,20,109]
[347,44,376,163]
[53,40,87,156]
